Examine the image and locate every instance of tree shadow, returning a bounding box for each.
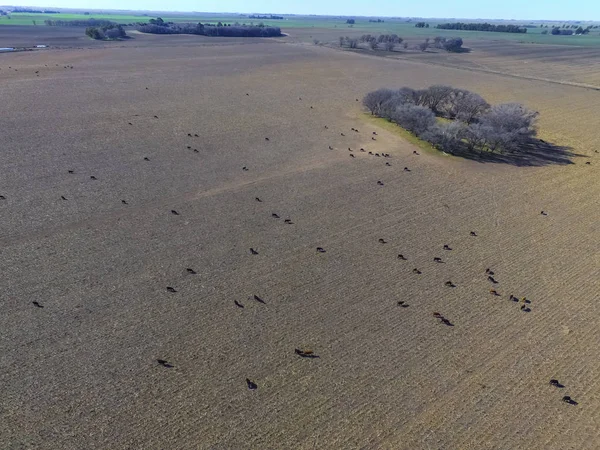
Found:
[450,139,584,167]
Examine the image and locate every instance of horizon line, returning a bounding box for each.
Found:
[0,5,596,22]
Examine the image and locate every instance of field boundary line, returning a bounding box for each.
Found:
[294,42,600,92]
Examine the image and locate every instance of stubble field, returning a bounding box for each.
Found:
[0,30,599,449]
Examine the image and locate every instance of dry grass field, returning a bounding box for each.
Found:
[1,29,599,449]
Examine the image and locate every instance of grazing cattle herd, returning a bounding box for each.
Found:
[1,33,597,448]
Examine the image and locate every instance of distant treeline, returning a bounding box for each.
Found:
[248,14,283,20]
[436,22,527,33]
[203,23,281,37]
[348,34,464,53]
[13,8,59,13]
[542,24,599,29]
[551,28,574,35]
[136,18,282,37]
[550,26,591,35]
[369,19,384,23]
[414,22,429,28]
[45,18,115,27]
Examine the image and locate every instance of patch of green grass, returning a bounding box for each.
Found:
[0,13,330,27]
[0,13,140,25]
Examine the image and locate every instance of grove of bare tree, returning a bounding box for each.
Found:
[363,86,539,155]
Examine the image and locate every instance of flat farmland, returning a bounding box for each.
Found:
[404,40,600,89]
[0,25,270,47]
[288,28,600,90]
[4,13,600,46]
[0,32,599,449]
[0,25,90,47]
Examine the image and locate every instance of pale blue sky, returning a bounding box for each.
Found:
[6,0,600,20]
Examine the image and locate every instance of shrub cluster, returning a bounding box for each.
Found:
[345,34,463,53]
[432,36,464,52]
[339,36,359,48]
[355,34,403,51]
[85,24,127,40]
[437,22,527,33]
[136,23,180,34]
[548,26,591,35]
[551,28,574,35]
[203,24,281,37]
[363,86,538,154]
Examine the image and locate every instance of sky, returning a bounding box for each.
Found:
[5,0,600,20]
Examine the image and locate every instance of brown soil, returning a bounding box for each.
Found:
[0,33,598,449]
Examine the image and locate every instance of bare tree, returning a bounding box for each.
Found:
[420,122,465,153]
[378,88,420,119]
[368,38,378,50]
[442,37,464,52]
[469,124,509,152]
[463,123,488,152]
[384,41,396,51]
[482,103,537,135]
[362,89,395,115]
[390,34,402,44]
[391,104,437,136]
[418,38,430,52]
[464,103,538,152]
[339,36,345,47]
[419,85,455,115]
[411,89,429,107]
[105,28,123,39]
[395,87,419,105]
[449,90,490,123]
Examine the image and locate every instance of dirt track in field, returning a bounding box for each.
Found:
[0,33,599,449]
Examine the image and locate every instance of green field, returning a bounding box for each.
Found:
[1,12,600,46]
